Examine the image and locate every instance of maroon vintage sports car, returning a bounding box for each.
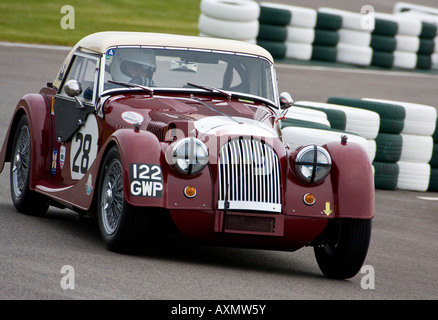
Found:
[0,32,374,279]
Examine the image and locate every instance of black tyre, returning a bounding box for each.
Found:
[314,218,372,279]
[97,146,150,253]
[10,115,49,216]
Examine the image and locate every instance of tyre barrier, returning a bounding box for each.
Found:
[281,96,437,192]
[198,0,260,42]
[294,101,380,140]
[393,10,438,69]
[198,0,438,70]
[325,97,437,192]
[429,117,438,191]
[283,106,331,128]
[327,97,406,134]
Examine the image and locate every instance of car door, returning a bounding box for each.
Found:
[51,52,101,182]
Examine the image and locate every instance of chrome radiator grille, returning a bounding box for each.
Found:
[218,138,282,213]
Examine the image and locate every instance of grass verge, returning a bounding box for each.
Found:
[0,0,200,46]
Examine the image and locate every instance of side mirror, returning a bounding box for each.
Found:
[64,79,84,109]
[64,79,82,97]
[279,92,293,109]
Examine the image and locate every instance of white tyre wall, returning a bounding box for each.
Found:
[200,0,260,22]
[286,26,315,44]
[364,98,437,135]
[295,101,380,140]
[395,34,420,52]
[285,42,313,60]
[393,51,417,69]
[285,106,330,127]
[338,29,372,46]
[400,134,433,163]
[198,14,259,40]
[289,6,317,28]
[396,161,431,191]
[432,53,438,70]
[336,43,373,66]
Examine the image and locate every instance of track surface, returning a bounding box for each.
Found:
[1,1,438,301]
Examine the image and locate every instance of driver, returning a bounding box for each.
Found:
[110,48,156,86]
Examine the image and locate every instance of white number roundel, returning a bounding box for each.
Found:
[70,115,99,180]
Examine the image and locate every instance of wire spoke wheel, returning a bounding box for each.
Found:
[98,146,151,253]
[9,116,48,216]
[101,158,124,235]
[11,125,31,199]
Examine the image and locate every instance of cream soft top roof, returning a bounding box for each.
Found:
[75,31,273,62]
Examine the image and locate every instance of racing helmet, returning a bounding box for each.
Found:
[111,48,157,83]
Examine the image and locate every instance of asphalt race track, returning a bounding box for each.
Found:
[1,1,438,301]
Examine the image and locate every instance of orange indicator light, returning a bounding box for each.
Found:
[184,186,197,198]
[303,193,316,205]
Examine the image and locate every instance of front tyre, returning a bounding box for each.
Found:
[97,146,150,253]
[10,115,49,216]
[314,218,372,279]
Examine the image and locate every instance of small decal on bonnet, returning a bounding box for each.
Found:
[121,111,144,125]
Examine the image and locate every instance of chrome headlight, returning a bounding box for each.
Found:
[294,145,331,183]
[169,138,209,175]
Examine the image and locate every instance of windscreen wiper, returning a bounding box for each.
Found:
[108,80,154,95]
[187,82,232,100]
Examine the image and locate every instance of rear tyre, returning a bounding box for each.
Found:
[314,218,372,279]
[10,115,49,216]
[97,146,150,253]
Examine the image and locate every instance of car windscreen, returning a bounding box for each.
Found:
[103,47,275,103]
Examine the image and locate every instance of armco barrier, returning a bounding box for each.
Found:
[198,0,438,70]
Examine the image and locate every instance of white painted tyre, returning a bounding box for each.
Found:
[393,51,417,69]
[285,42,313,60]
[198,13,259,40]
[200,0,260,22]
[336,43,373,66]
[395,34,420,52]
[284,106,330,127]
[286,26,315,44]
[400,134,433,163]
[432,53,438,70]
[396,161,431,192]
[338,29,372,46]
[364,98,437,136]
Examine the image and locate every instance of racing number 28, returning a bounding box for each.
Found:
[72,132,92,174]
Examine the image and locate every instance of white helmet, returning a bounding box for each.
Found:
[110,48,156,83]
